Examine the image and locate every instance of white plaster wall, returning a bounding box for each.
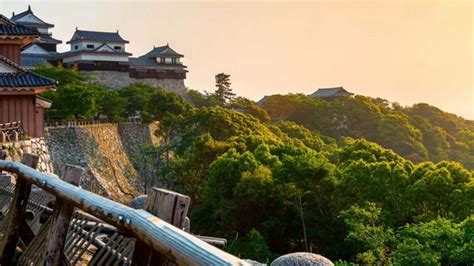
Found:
[22,44,49,55]
[63,53,129,63]
[70,41,125,52]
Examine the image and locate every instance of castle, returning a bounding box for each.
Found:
[10,5,188,95]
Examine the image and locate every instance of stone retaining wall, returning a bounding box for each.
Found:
[87,71,188,97]
[1,123,157,203]
[1,138,54,173]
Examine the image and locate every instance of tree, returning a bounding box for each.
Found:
[97,90,127,122]
[214,73,235,103]
[393,217,474,265]
[117,83,155,118]
[340,203,394,264]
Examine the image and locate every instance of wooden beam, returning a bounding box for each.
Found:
[132,188,191,265]
[0,161,247,265]
[1,154,38,266]
[44,165,83,266]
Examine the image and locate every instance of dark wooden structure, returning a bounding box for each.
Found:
[129,44,187,80]
[0,155,245,265]
[0,14,55,139]
[0,121,25,142]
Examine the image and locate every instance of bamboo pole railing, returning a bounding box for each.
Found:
[0,159,248,265]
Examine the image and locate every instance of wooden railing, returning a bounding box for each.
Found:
[45,119,142,128]
[0,155,247,265]
[0,121,25,143]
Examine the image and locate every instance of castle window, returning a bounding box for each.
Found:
[74,45,79,50]
[172,58,177,64]
[114,46,121,50]
[87,44,95,49]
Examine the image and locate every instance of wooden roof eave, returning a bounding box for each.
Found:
[0,35,38,47]
[0,86,55,95]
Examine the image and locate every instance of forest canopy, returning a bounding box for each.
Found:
[35,66,474,264]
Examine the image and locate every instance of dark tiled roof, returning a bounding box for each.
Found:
[309,87,354,97]
[36,35,62,44]
[129,44,186,68]
[67,29,129,44]
[142,45,184,58]
[0,72,56,87]
[0,14,39,36]
[0,56,56,88]
[11,5,54,27]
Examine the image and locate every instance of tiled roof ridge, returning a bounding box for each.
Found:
[11,5,54,27]
[67,29,129,43]
[0,55,26,72]
[0,55,57,88]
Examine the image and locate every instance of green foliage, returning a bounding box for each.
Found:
[35,66,473,263]
[229,97,271,123]
[188,89,222,108]
[35,66,124,121]
[340,203,394,264]
[145,88,191,121]
[260,94,474,169]
[154,102,472,263]
[393,216,474,265]
[117,83,155,117]
[214,73,235,103]
[227,228,276,263]
[376,113,427,162]
[34,66,191,122]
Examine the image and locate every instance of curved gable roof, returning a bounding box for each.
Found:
[11,6,54,28]
[141,45,184,58]
[309,87,354,97]
[67,29,129,44]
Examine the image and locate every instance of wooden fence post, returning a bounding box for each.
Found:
[1,154,39,265]
[44,164,83,266]
[132,188,191,266]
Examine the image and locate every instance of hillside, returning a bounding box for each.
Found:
[34,66,473,264]
[259,94,474,169]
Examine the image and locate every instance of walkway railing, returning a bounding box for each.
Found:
[0,155,247,265]
[0,121,25,143]
[45,119,143,128]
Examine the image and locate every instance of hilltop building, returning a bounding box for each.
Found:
[309,87,354,101]
[129,44,187,79]
[59,29,131,71]
[11,5,62,68]
[7,5,189,96]
[0,14,56,138]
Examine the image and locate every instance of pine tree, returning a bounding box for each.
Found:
[214,73,235,103]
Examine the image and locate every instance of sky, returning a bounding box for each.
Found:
[2,0,473,119]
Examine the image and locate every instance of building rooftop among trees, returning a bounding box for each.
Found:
[309,86,354,100]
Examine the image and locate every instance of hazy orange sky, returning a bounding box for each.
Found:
[2,0,473,119]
